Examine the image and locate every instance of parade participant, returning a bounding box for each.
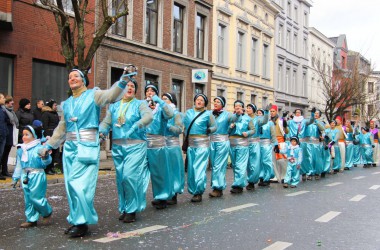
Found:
[287,108,315,181]
[183,93,216,202]
[305,109,325,179]
[258,108,278,186]
[209,96,235,197]
[369,120,379,167]
[162,92,184,204]
[33,99,44,121]
[145,82,174,209]
[269,105,289,183]
[12,124,52,228]
[41,68,130,237]
[343,120,354,170]
[335,116,346,171]
[355,127,375,168]
[324,120,341,173]
[352,118,362,167]
[100,78,152,223]
[246,103,268,190]
[281,136,303,188]
[228,100,254,194]
[16,98,34,143]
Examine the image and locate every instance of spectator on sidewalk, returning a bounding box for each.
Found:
[33,99,44,121]
[16,98,34,143]
[1,95,19,177]
[0,93,9,180]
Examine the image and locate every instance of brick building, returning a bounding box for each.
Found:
[0,0,95,107]
[94,0,214,112]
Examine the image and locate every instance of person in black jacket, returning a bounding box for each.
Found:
[41,99,60,175]
[16,98,34,143]
[33,99,44,121]
[0,93,9,180]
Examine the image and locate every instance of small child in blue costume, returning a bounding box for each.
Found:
[281,136,303,188]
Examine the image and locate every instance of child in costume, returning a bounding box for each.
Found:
[281,136,303,188]
[12,125,53,228]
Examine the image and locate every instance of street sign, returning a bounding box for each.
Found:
[192,69,208,83]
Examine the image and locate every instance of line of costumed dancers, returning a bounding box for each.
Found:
[11,66,378,238]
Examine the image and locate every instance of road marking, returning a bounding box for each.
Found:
[285,191,310,197]
[372,172,380,175]
[93,225,167,243]
[220,203,257,213]
[353,176,365,180]
[325,182,343,187]
[315,211,341,222]
[369,185,380,190]
[262,241,293,250]
[349,195,366,202]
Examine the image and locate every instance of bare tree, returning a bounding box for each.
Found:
[36,0,129,75]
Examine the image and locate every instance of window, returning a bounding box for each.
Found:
[0,55,13,96]
[32,59,68,105]
[278,24,283,47]
[262,96,268,107]
[173,3,184,53]
[278,64,283,90]
[292,70,297,93]
[368,82,374,93]
[341,55,346,68]
[146,0,158,45]
[217,23,226,65]
[144,73,159,92]
[303,38,307,57]
[251,94,256,104]
[251,37,258,74]
[112,0,127,37]
[194,83,204,95]
[237,31,244,70]
[286,68,290,92]
[172,79,183,112]
[286,30,290,50]
[302,72,306,96]
[293,33,297,54]
[287,2,291,18]
[254,5,257,13]
[368,104,374,116]
[237,91,244,101]
[265,13,268,22]
[217,88,225,97]
[294,6,298,22]
[262,44,269,78]
[303,12,308,26]
[196,13,205,59]
[38,0,73,14]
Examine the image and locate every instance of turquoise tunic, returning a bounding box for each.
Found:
[259,121,278,182]
[100,98,152,214]
[345,128,355,169]
[357,133,374,164]
[281,145,303,186]
[13,142,52,223]
[325,127,341,171]
[305,119,324,175]
[184,109,216,195]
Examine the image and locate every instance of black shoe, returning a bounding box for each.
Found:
[118,212,126,221]
[64,225,75,234]
[154,200,167,210]
[123,212,136,223]
[246,183,255,191]
[373,164,377,167]
[46,170,55,175]
[151,199,160,206]
[333,169,339,174]
[167,194,177,205]
[354,164,357,167]
[302,174,306,181]
[344,167,349,170]
[0,175,5,181]
[2,172,12,177]
[321,172,326,178]
[68,224,88,238]
[230,187,243,194]
[191,194,202,202]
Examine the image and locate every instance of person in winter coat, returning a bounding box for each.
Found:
[16,98,34,143]
[33,99,44,121]
[0,93,9,180]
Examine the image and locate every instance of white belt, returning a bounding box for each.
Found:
[189,137,210,148]
[23,168,45,174]
[147,134,166,148]
[248,137,260,143]
[113,139,145,146]
[229,137,249,147]
[165,137,180,147]
[210,134,229,142]
[260,139,271,145]
[66,129,98,142]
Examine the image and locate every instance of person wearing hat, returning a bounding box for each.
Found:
[100,78,153,224]
[258,106,278,187]
[228,100,255,194]
[369,120,379,167]
[208,96,235,197]
[183,93,216,202]
[324,120,341,173]
[162,92,184,204]
[40,68,131,237]
[280,136,303,188]
[355,126,375,168]
[343,119,355,170]
[334,116,347,172]
[145,82,174,209]
[269,104,289,184]
[16,98,34,143]
[352,117,362,168]
[287,108,316,181]
[304,109,326,179]
[245,103,269,190]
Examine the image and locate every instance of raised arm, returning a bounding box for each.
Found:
[94,81,127,107]
[152,95,174,120]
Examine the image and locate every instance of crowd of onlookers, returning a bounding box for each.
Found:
[0,94,61,180]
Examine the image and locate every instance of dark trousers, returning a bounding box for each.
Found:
[0,139,6,174]
[0,144,12,174]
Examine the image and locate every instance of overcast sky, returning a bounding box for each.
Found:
[309,0,380,70]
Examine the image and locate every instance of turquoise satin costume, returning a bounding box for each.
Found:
[281,145,303,186]
[164,108,185,195]
[357,133,374,164]
[287,114,315,175]
[229,114,254,189]
[13,142,52,223]
[345,127,355,169]
[247,114,268,185]
[46,82,127,226]
[210,111,234,191]
[146,95,174,201]
[305,119,324,176]
[325,127,341,171]
[99,98,152,215]
[184,109,216,195]
[259,121,278,182]
[353,126,362,165]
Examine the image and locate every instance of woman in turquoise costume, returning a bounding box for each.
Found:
[246,103,268,190]
[209,96,235,198]
[42,68,129,237]
[162,92,184,204]
[99,79,152,223]
[228,100,255,194]
[145,83,174,209]
[356,127,375,168]
[183,93,216,202]
[12,125,52,228]
[324,120,341,173]
[343,120,354,170]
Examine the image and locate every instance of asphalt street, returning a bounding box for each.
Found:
[1,164,380,250]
